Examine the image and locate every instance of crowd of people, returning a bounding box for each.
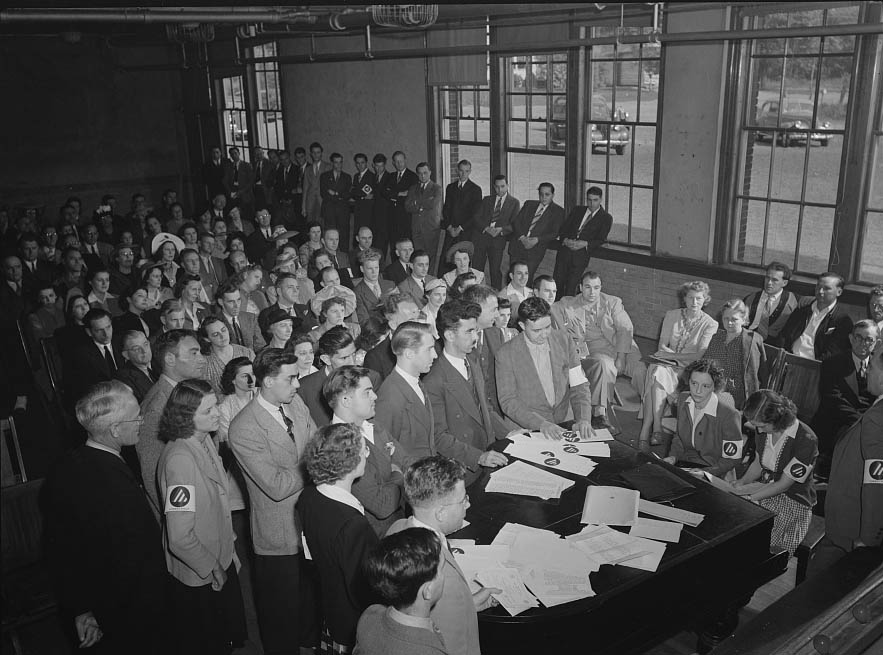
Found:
[1,143,881,655]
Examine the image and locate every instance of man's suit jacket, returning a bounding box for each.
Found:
[298,367,384,428]
[384,260,410,286]
[254,156,275,190]
[441,179,482,234]
[245,228,276,264]
[375,369,435,458]
[473,193,521,237]
[20,258,55,288]
[81,241,114,268]
[42,446,169,653]
[510,200,566,247]
[386,516,481,655]
[825,400,883,550]
[113,361,157,403]
[424,354,498,485]
[320,170,353,214]
[355,605,448,655]
[371,170,394,238]
[550,293,640,355]
[274,163,299,202]
[558,205,613,247]
[215,310,266,353]
[351,423,414,537]
[65,340,123,404]
[470,327,513,428]
[136,375,176,517]
[354,278,396,324]
[778,302,853,360]
[405,181,444,230]
[302,161,331,213]
[258,301,317,336]
[743,290,800,341]
[383,169,419,212]
[363,338,396,381]
[229,394,316,556]
[198,254,228,289]
[350,169,377,227]
[495,330,592,429]
[812,352,876,449]
[225,159,254,203]
[398,275,436,305]
[204,158,233,198]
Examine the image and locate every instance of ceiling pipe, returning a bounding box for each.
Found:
[0,7,316,24]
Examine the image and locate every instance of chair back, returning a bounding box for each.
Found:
[762,343,786,389]
[779,353,821,424]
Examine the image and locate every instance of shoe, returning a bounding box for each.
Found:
[649,431,668,446]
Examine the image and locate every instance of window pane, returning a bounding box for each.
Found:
[631,187,653,246]
[797,205,834,272]
[461,90,476,118]
[586,149,610,181]
[528,121,548,149]
[769,145,805,201]
[510,62,526,91]
[441,119,451,141]
[766,202,800,266]
[479,91,490,118]
[805,138,842,204]
[530,95,547,121]
[592,26,616,58]
[476,119,490,143]
[530,61,548,92]
[508,121,527,149]
[606,186,631,243]
[551,62,567,92]
[816,56,851,124]
[633,126,655,187]
[591,61,615,118]
[733,199,767,266]
[859,211,883,282]
[507,152,564,202]
[459,119,475,142]
[867,136,883,210]
[608,138,632,185]
[742,133,770,198]
[509,95,527,120]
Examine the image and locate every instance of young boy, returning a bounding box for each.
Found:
[354,528,448,655]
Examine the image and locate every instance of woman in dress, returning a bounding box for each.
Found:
[298,221,324,269]
[141,263,174,310]
[442,244,484,288]
[733,390,818,556]
[638,280,718,447]
[262,308,296,351]
[297,423,378,653]
[156,239,181,287]
[157,379,247,654]
[703,299,766,409]
[289,333,318,378]
[421,278,447,338]
[54,294,90,353]
[200,315,255,394]
[86,268,120,316]
[311,296,361,344]
[663,359,745,479]
[175,273,209,330]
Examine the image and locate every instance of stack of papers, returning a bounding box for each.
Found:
[491,522,560,547]
[629,517,683,543]
[580,486,640,526]
[510,428,614,443]
[484,460,575,499]
[508,529,597,607]
[475,567,539,615]
[567,524,667,572]
[638,499,705,527]
[505,442,598,477]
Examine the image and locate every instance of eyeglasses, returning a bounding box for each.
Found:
[853,336,878,345]
[442,494,470,508]
[114,415,144,427]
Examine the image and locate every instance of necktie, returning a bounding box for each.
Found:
[576,209,593,236]
[104,346,116,374]
[334,172,339,182]
[858,361,868,393]
[233,164,239,186]
[493,196,502,218]
[397,171,403,183]
[463,356,472,381]
[527,205,545,237]
[278,407,297,443]
[232,317,244,344]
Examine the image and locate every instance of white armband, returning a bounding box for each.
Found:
[568,365,588,388]
[784,457,812,483]
[863,459,883,484]
[165,485,196,513]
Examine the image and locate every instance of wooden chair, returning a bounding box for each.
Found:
[779,352,822,424]
[762,343,786,390]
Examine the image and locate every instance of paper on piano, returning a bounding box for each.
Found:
[629,517,683,543]
[618,536,667,572]
[476,567,539,616]
[558,442,610,458]
[448,539,476,549]
[566,525,650,565]
[511,428,614,443]
[638,499,704,527]
[484,460,574,499]
[581,486,640,526]
[509,531,600,574]
[451,545,511,595]
[520,565,594,607]
[505,443,597,477]
[491,522,560,547]
[702,471,736,493]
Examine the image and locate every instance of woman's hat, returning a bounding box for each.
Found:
[310,284,357,318]
[151,232,185,255]
[445,240,475,263]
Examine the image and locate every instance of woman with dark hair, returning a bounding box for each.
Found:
[226,231,247,256]
[297,423,378,653]
[155,239,181,287]
[179,222,199,250]
[663,359,745,479]
[174,273,208,330]
[313,296,361,343]
[113,285,153,336]
[288,333,318,378]
[639,280,718,447]
[298,221,324,268]
[141,263,174,309]
[449,271,478,299]
[54,294,91,353]
[420,278,447,338]
[157,379,247,654]
[733,390,818,556]
[703,298,766,408]
[201,315,254,393]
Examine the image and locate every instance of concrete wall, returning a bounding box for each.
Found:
[0,38,188,219]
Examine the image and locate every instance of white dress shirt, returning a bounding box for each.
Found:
[443,351,469,381]
[792,301,836,360]
[395,365,424,403]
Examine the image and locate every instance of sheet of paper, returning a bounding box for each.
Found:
[513,428,614,443]
[618,536,667,572]
[558,442,610,458]
[521,565,594,607]
[581,486,640,526]
[484,460,575,499]
[702,471,736,493]
[491,522,560,547]
[448,539,476,549]
[567,525,650,565]
[629,517,683,543]
[476,567,539,616]
[505,443,597,477]
[638,499,705,527]
[509,532,599,573]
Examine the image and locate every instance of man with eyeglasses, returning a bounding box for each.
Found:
[113,330,158,403]
[386,455,500,655]
[42,381,171,654]
[812,319,879,479]
[742,261,799,343]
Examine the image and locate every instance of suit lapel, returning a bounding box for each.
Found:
[440,357,482,424]
[513,336,548,408]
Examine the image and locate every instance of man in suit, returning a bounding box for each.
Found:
[80,224,114,270]
[203,145,232,201]
[177,249,214,305]
[508,182,566,283]
[354,248,396,324]
[17,232,54,288]
[229,348,318,655]
[136,329,205,517]
[302,141,330,223]
[273,149,300,228]
[320,228,355,289]
[496,297,594,439]
[424,299,509,486]
[812,319,878,477]
[384,151,419,250]
[375,322,438,456]
[253,146,274,210]
[551,271,645,430]
[384,237,413,286]
[65,309,122,405]
[113,330,157,403]
[473,175,521,290]
[226,146,254,218]
[215,280,267,352]
[503,260,532,320]
[743,261,800,343]
[397,250,435,305]
[351,152,377,236]
[320,153,354,248]
[354,226,375,259]
[363,293,422,380]
[406,162,444,275]
[386,456,499,655]
[779,271,853,361]
[42,382,170,654]
[325,365,415,536]
[371,153,393,259]
[245,208,276,264]
[553,187,612,298]
[197,232,228,291]
[812,339,883,575]
[259,272,317,335]
[440,159,483,271]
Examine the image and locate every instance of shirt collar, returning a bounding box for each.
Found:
[410,515,448,546]
[317,483,365,515]
[257,391,282,415]
[763,289,783,303]
[812,300,837,317]
[523,336,550,355]
[331,415,375,443]
[395,365,421,386]
[684,392,719,417]
[85,438,123,460]
[388,607,434,631]
[851,352,868,370]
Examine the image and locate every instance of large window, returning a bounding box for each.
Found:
[860,105,883,282]
[731,5,858,275]
[586,26,660,248]
[220,75,251,160]
[439,85,491,191]
[251,42,285,151]
[505,54,566,200]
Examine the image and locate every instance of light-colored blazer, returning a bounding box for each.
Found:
[551,292,640,355]
[658,308,718,355]
[375,369,435,458]
[405,181,444,229]
[386,517,480,655]
[229,393,317,556]
[495,329,592,429]
[158,436,235,587]
[137,376,176,518]
[302,161,331,214]
[353,278,396,325]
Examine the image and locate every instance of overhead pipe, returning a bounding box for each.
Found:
[0,7,316,24]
